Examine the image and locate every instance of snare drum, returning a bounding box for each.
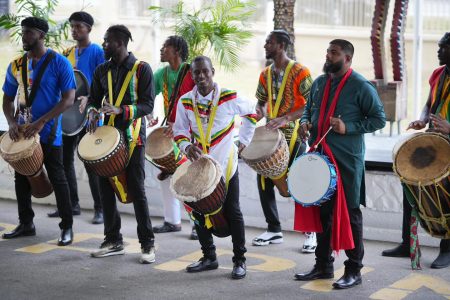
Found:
[145,127,187,174]
[288,152,337,207]
[170,156,230,237]
[241,127,290,196]
[78,125,128,177]
[0,132,53,198]
[62,70,89,136]
[393,132,450,239]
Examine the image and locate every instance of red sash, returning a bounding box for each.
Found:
[294,68,354,252]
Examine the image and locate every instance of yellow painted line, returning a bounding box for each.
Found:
[0,222,18,241]
[155,248,296,273]
[300,266,374,292]
[16,243,58,254]
[370,288,412,300]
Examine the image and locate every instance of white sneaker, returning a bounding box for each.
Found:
[91,241,125,258]
[252,231,283,246]
[139,246,156,264]
[301,232,317,253]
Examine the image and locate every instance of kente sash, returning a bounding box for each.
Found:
[294,68,354,252]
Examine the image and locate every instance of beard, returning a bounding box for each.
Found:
[323,60,344,74]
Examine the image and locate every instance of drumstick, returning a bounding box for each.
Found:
[313,115,341,150]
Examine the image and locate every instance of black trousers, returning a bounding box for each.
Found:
[15,143,73,229]
[401,190,450,252]
[193,170,246,262]
[98,146,154,248]
[315,198,364,273]
[63,133,102,211]
[257,141,305,232]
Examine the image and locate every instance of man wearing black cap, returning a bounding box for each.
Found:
[382,32,450,269]
[2,17,76,245]
[86,25,156,264]
[47,11,105,224]
[252,30,316,253]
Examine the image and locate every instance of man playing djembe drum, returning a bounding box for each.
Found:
[295,39,386,289]
[1,17,76,246]
[86,25,156,264]
[382,32,450,269]
[252,30,317,253]
[47,11,105,224]
[173,56,256,279]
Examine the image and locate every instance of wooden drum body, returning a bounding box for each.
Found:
[170,156,230,237]
[145,127,186,174]
[78,125,128,178]
[393,132,450,239]
[241,127,290,197]
[0,132,53,198]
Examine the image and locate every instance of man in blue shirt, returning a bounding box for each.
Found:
[1,17,76,246]
[47,11,105,224]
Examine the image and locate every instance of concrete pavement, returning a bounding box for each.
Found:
[0,199,449,300]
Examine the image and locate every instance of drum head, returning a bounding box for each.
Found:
[393,132,450,185]
[0,132,37,155]
[171,156,222,202]
[62,70,89,136]
[146,127,174,159]
[78,126,121,161]
[288,153,333,205]
[241,127,282,161]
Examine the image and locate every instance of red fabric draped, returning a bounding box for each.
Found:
[294,68,354,252]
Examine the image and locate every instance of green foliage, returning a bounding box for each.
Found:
[149,0,255,72]
[0,0,70,51]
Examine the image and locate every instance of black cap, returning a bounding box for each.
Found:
[21,17,49,33]
[69,11,94,28]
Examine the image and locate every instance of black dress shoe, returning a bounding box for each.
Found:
[294,266,334,281]
[72,203,81,216]
[231,261,246,279]
[47,210,60,218]
[58,228,73,246]
[332,271,362,289]
[153,222,182,233]
[2,223,36,239]
[92,211,104,224]
[430,251,450,269]
[186,257,219,273]
[381,244,409,257]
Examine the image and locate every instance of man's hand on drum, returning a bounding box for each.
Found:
[87,110,99,133]
[429,114,450,135]
[146,114,158,128]
[100,102,122,115]
[298,122,312,140]
[330,116,346,134]
[255,105,264,122]
[78,96,88,113]
[186,144,202,161]
[8,122,20,141]
[23,119,45,139]
[266,115,288,130]
[163,123,174,138]
[407,119,426,131]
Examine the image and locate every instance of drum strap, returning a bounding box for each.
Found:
[267,60,295,119]
[162,63,190,126]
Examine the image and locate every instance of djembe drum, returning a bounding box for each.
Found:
[0,131,53,198]
[393,132,450,239]
[240,127,290,197]
[62,70,89,136]
[170,156,230,237]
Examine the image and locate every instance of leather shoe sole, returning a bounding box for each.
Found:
[2,229,36,239]
[294,272,334,281]
[186,261,219,273]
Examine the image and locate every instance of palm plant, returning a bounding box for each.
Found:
[149,0,255,72]
[0,0,70,51]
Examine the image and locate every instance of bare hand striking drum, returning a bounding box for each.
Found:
[0,131,53,198]
[170,156,230,237]
[62,70,89,136]
[393,132,450,239]
[240,127,290,197]
[145,127,186,174]
[78,125,128,178]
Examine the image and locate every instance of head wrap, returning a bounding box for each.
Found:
[21,17,49,34]
[439,32,450,46]
[69,11,94,28]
